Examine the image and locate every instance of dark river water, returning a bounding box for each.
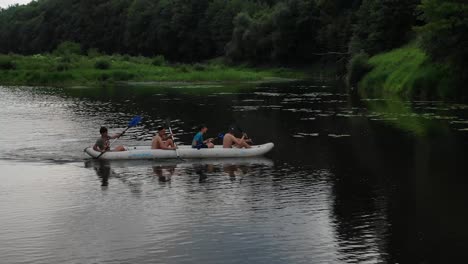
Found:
[1,81,467,264]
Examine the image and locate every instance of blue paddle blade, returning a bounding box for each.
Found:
[217,133,225,139]
[128,116,142,127]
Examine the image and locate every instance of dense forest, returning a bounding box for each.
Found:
[0,0,467,96]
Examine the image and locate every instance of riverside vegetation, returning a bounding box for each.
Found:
[0,0,466,99]
[0,48,306,86]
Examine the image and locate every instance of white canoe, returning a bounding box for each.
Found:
[84,143,274,160]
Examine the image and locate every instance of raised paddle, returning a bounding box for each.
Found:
[95,116,142,159]
[165,119,184,161]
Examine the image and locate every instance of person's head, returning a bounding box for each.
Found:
[157,126,166,135]
[199,124,208,134]
[100,127,108,136]
[228,127,236,135]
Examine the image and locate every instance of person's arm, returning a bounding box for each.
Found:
[204,138,214,143]
[233,137,243,145]
[158,137,174,150]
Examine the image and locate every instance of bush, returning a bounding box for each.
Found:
[0,56,16,70]
[176,64,190,73]
[97,73,110,81]
[59,56,72,63]
[347,52,372,87]
[87,48,101,57]
[56,63,70,72]
[111,71,134,81]
[193,63,208,71]
[54,41,82,56]
[152,55,166,66]
[94,59,111,70]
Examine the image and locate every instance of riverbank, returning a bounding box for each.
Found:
[0,54,308,86]
[356,45,462,100]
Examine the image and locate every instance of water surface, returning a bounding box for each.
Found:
[1,82,467,263]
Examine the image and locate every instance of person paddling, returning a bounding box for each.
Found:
[192,124,214,149]
[93,127,127,152]
[152,126,176,150]
[223,127,251,149]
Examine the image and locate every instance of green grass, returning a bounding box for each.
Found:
[359,45,458,99]
[0,54,307,86]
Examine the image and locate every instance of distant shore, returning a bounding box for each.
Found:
[0,54,308,87]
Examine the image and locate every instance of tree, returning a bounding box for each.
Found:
[417,0,468,72]
[349,0,419,56]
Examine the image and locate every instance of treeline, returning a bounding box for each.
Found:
[0,0,466,75]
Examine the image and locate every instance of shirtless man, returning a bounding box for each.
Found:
[93,127,126,152]
[223,128,251,149]
[152,126,176,150]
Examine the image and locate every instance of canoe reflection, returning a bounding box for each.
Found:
[152,165,175,182]
[85,157,274,188]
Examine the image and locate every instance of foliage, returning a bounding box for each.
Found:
[56,63,70,72]
[0,55,16,70]
[416,0,468,74]
[0,53,306,86]
[151,55,166,66]
[0,0,360,65]
[87,48,101,58]
[349,0,419,56]
[0,0,466,99]
[54,41,82,56]
[359,45,459,99]
[94,59,111,70]
[226,0,320,64]
[347,52,372,88]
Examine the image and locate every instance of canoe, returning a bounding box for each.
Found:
[84,143,274,160]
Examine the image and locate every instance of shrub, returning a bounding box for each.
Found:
[87,48,101,57]
[152,55,166,66]
[97,73,110,81]
[347,52,372,88]
[177,64,190,73]
[111,71,134,81]
[56,63,70,72]
[54,41,82,56]
[59,56,72,63]
[193,63,208,71]
[0,55,16,70]
[94,59,111,70]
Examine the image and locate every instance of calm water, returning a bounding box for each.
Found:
[0,82,467,264]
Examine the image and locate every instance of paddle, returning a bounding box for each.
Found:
[95,116,142,159]
[165,119,184,161]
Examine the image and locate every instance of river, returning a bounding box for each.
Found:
[0,81,467,264]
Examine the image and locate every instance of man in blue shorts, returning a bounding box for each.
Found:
[192,124,214,149]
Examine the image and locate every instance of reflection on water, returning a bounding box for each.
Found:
[1,82,468,264]
[85,158,274,189]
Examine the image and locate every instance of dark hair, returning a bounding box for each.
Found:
[199,124,207,131]
[100,127,108,134]
[157,126,165,132]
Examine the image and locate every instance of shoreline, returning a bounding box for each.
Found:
[0,54,309,87]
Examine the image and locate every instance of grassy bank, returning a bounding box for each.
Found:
[357,46,459,99]
[0,54,307,86]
